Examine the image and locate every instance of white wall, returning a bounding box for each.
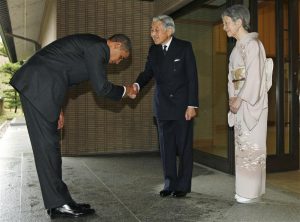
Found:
[39,0,57,47]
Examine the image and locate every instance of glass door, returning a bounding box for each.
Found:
[172,0,299,174]
[254,0,299,172]
[172,0,231,172]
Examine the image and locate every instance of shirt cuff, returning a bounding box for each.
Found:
[134,83,140,91]
[122,86,126,97]
[188,106,198,108]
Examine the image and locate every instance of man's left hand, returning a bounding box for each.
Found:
[185,107,197,121]
[57,111,64,129]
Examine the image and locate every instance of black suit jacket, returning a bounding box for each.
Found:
[136,37,199,120]
[10,34,124,122]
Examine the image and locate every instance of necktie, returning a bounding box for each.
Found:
[163,45,167,55]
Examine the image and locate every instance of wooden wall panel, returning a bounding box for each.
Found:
[57,0,157,155]
[258,1,290,58]
[258,1,276,57]
[213,23,227,54]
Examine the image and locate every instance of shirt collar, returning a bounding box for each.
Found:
[162,37,173,51]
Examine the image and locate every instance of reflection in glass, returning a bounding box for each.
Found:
[283,2,290,154]
[258,0,277,155]
[174,2,227,157]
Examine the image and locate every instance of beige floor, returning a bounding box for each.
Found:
[267,170,300,195]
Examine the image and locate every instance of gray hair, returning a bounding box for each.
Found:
[152,15,175,34]
[221,4,250,31]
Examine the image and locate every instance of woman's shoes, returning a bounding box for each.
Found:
[235,194,261,204]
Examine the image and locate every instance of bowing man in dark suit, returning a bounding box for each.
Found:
[133,15,199,198]
[10,34,136,218]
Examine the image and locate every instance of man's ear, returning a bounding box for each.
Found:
[114,42,122,49]
[167,28,173,37]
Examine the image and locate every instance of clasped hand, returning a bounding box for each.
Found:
[229,97,242,114]
[125,84,138,99]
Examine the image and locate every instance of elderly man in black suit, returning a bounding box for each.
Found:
[10,34,136,218]
[132,15,199,198]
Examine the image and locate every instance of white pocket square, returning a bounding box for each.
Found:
[174,59,181,62]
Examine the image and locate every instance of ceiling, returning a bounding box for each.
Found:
[0,0,46,62]
[1,0,227,63]
[172,0,226,24]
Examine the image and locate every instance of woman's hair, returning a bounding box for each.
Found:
[152,15,175,34]
[221,4,250,31]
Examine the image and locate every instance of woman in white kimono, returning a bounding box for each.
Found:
[222,5,270,203]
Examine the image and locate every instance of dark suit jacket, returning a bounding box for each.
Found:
[136,37,199,120]
[10,34,124,122]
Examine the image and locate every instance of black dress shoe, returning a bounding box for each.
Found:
[47,204,95,219]
[72,202,91,209]
[172,191,187,198]
[159,190,172,197]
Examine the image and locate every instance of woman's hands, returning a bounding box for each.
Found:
[229,97,242,114]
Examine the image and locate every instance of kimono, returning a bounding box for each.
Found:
[228,32,269,199]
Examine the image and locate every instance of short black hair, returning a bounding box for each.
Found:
[108,34,132,52]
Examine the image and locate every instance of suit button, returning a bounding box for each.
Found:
[169,94,174,98]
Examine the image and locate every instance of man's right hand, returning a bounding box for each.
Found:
[125,84,138,99]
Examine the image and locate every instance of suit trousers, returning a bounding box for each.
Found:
[156,118,193,192]
[20,95,74,209]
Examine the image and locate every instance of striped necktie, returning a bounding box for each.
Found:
[163,45,167,55]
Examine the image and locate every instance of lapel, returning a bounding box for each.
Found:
[154,37,179,67]
[165,37,177,58]
[154,44,165,68]
[162,37,179,71]
[151,37,182,78]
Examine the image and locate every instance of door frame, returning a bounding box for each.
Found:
[250,0,299,172]
[173,0,299,174]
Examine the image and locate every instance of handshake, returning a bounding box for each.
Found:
[125,83,139,99]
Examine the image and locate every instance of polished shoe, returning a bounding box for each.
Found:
[172,191,187,198]
[72,202,91,209]
[47,204,95,219]
[159,190,172,197]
